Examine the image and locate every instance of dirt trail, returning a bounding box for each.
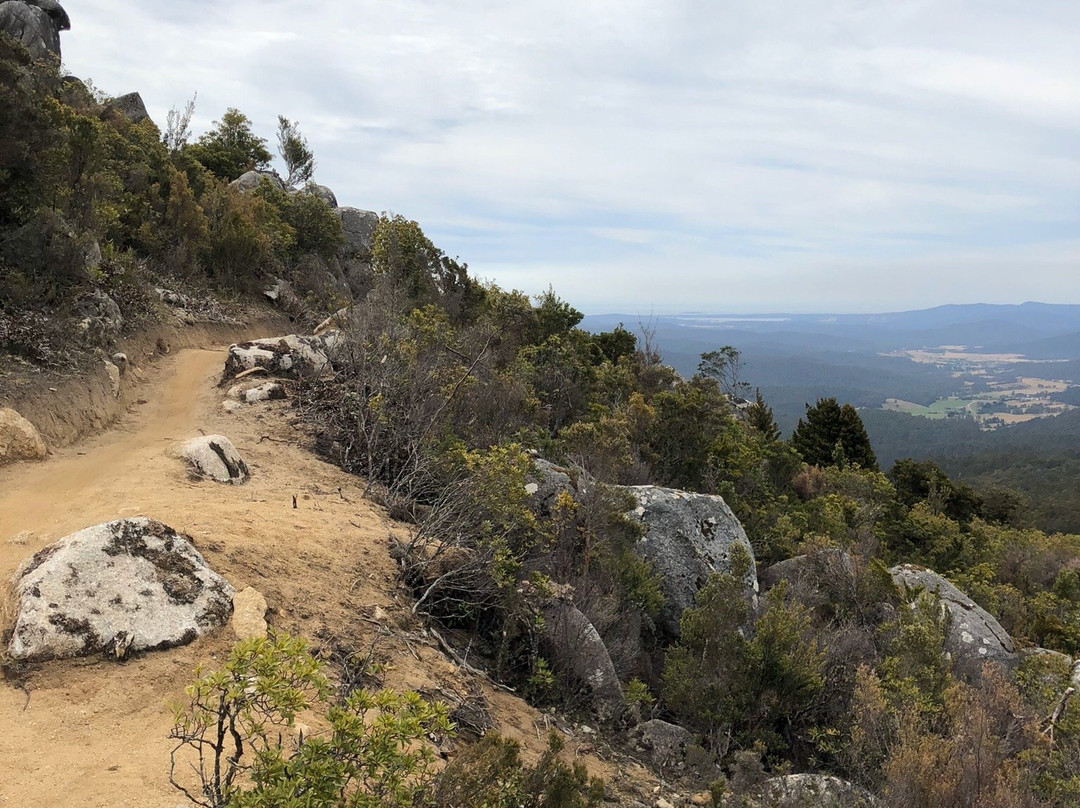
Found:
[0,348,639,807]
[0,348,407,808]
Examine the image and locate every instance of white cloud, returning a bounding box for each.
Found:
[60,0,1080,313]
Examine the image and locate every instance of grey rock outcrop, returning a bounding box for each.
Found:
[0,0,69,60]
[337,207,379,298]
[760,549,854,591]
[526,458,578,512]
[0,407,47,464]
[225,333,341,378]
[627,486,757,637]
[540,599,624,722]
[74,289,123,339]
[759,774,881,807]
[629,719,695,773]
[104,359,121,397]
[230,169,284,193]
[109,91,149,124]
[182,435,250,484]
[891,564,1017,678]
[338,207,378,253]
[262,277,305,317]
[8,518,234,661]
[294,183,338,208]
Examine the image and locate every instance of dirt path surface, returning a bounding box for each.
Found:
[0,348,639,807]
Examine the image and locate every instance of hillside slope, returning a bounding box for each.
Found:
[0,346,638,807]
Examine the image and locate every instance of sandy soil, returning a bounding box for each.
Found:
[0,347,646,807]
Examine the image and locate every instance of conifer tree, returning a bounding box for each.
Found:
[791,397,877,470]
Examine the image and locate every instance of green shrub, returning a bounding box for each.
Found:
[426,731,605,808]
[169,631,452,808]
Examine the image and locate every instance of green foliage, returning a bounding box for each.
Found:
[372,214,485,320]
[663,570,826,759]
[276,115,314,187]
[187,108,272,182]
[427,732,605,808]
[253,179,345,261]
[889,458,983,525]
[169,631,453,808]
[697,345,749,397]
[791,397,878,471]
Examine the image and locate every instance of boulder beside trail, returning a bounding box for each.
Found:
[232,587,268,640]
[182,435,250,484]
[225,333,340,378]
[629,719,695,773]
[626,486,757,638]
[8,518,234,662]
[891,564,1017,678]
[0,407,47,464]
[759,775,881,807]
[539,599,624,722]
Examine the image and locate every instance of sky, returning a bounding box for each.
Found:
[61,1,1079,315]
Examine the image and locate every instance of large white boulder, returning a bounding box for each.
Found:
[626,486,757,638]
[760,774,881,807]
[8,518,234,662]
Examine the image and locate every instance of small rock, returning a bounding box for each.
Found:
[631,719,695,772]
[222,400,243,414]
[0,407,47,464]
[104,360,121,398]
[245,382,286,403]
[656,798,676,808]
[182,435,250,484]
[690,793,712,807]
[373,605,390,622]
[232,587,268,640]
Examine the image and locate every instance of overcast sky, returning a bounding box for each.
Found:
[62,1,1079,314]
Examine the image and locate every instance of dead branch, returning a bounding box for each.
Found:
[428,626,515,694]
[1043,686,1075,742]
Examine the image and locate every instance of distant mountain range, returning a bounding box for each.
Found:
[582,302,1080,433]
[584,303,1080,534]
[583,303,1080,361]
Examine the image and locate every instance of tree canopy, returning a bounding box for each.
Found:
[187,108,271,182]
[791,397,878,470]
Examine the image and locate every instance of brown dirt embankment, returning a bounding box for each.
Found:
[0,310,291,451]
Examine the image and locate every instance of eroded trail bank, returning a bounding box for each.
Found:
[0,347,628,808]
